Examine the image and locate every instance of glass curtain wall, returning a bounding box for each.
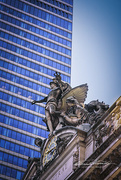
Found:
[0,0,73,179]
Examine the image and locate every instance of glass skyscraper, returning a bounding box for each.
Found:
[0,0,73,179]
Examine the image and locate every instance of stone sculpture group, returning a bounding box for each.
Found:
[32,72,109,136]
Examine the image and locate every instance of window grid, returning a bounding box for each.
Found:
[0,10,72,40]
[0,151,28,169]
[1,1,72,31]
[0,91,45,114]
[0,164,24,180]
[0,80,45,103]
[26,0,73,14]
[0,136,40,157]
[0,28,71,56]
[0,51,71,82]
[0,122,48,144]
[0,102,45,124]
[0,69,51,94]
[0,38,71,66]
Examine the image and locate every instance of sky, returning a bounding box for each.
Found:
[71,0,121,106]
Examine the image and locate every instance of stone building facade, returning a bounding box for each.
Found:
[23,96,121,180]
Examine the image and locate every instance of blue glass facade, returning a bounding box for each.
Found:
[0,0,73,179]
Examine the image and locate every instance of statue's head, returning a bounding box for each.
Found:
[52,78,57,82]
[66,96,78,106]
[50,81,58,89]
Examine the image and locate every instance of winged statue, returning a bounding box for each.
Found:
[31,72,109,136]
[31,72,89,134]
[60,84,88,111]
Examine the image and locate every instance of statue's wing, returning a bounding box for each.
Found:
[61,84,88,110]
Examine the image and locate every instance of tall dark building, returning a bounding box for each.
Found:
[0,0,73,179]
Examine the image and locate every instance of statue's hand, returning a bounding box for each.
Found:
[31,100,36,105]
[60,111,66,116]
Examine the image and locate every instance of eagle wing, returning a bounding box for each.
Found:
[61,84,88,110]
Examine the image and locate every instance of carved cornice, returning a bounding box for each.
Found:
[69,125,121,180]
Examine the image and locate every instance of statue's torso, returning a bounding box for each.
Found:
[47,87,61,103]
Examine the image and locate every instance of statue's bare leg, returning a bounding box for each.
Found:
[49,103,56,114]
[45,110,53,135]
[45,103,57,136]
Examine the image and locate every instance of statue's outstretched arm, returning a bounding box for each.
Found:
[31,97,47,105]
